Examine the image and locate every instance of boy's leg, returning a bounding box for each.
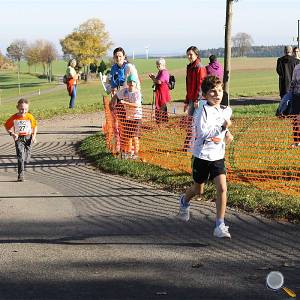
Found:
[213,174,231,238]
[15,138,26,181]
[185,182,204,204]
[25,136,33,163]
[133,137,139,155]
[127,138,133,156]
[214,174,227,221]
[178,157,208,221]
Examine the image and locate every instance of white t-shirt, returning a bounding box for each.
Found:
[192,103,232,161]
[116,88,142,120]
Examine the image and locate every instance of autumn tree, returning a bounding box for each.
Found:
[39,41,57,82]
[7,39,28,95]
[0,50,13,70]
[24,41,41,73]
[60,18,112,79]
[232,32,253,57]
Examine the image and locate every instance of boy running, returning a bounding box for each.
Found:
[4,98,37,181]
[178,76,233,238]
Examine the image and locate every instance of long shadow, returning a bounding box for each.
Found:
[37,130,99,135]
[230,98,280,106]
[0,82,46,90]
[0,278,283,300]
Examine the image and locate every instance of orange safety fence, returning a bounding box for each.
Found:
[102,96,300,196]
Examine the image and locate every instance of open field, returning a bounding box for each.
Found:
[1,57,279,124]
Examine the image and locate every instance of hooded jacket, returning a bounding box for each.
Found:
[276,55,299,98]
[206,61,224,80]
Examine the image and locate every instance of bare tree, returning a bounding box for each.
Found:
[6,39,27,95]
[232,32,253,57]
[223,0,238,106]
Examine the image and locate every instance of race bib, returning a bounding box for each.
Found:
[14,120,32,135]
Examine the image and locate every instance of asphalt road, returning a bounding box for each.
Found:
[0,112,299,300]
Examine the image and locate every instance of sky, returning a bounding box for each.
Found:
[1,0,300,57]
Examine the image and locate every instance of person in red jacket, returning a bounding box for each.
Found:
[183,46,207,150]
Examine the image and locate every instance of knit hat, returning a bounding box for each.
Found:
[127,74,138,83]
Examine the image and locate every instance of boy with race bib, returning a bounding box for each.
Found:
[4,98,37,182]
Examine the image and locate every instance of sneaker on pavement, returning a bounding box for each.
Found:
[178,194,190,221]
[17,175,25,182]
[213,223,231,238]
[291,142,300,148]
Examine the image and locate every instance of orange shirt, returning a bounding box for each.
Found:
[5,113,37,136]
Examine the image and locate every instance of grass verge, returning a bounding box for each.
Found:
[79,133,300,224]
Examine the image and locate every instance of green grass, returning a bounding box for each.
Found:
[0,71,56,100]
[0,80,104,124]
[79,133,300,223]
[13,57,279,102]
[1,57,280,125]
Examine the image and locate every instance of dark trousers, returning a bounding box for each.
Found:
[293,119,300,143]
[15,135,32,175]
[155,105,168,123]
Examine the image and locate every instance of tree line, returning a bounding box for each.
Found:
[0,18,112,82]
[200,45,292,58]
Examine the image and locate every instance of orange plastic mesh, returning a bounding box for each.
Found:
[103,96,300,196]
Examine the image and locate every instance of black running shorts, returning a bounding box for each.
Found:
[192,156,226,184]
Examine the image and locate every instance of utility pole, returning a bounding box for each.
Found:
[297,20,300,48]
[222,0,234,106]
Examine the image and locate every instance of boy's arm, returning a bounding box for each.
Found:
[224,130,234,144]
[110,94,119,109]
[32,126,37,143]
[197,107,232,139]
[4,116,18,140]
[120,100,138,108]
[121,93,141,108]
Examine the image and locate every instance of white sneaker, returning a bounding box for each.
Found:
[213,223,231,238]
[291,142,300,148]
[177,194,190,221]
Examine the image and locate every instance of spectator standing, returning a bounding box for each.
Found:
[293,46,300,60]
[276,46,299,98]
[110,47,141,94]
[65,58,79,109]
[149,58,171,123]
[183,46,207,150]
[111,74,142,159]
[109,47,141,155]
[206,55,224,80]
[288,64,300,146]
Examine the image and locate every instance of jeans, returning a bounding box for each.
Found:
[69,85,77,108]
[15,135,32,176]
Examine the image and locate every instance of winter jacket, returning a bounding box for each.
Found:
[276,55,299,98]
[206,61,224,80]
[185,59,207,104]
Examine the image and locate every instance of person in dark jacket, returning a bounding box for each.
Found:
[206,55,224,80]
[276,45,299,98]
